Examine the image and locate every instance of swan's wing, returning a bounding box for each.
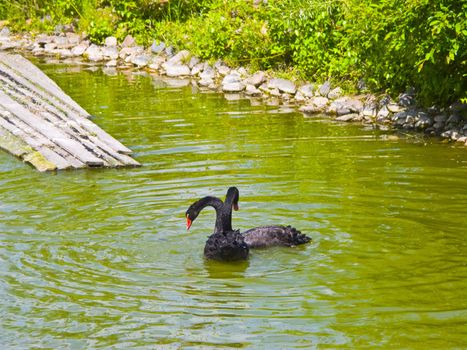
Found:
[242,225,311,248]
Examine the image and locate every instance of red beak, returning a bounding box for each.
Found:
[233,203,239,211]
[186,217,192,230]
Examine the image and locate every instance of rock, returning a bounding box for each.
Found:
[188,56,200,69]
[398,91,415,107]
[294,91,306,102]
[165,64,191,77]
[222,72,241,85]
[119,46,143,59]
[267,78,296,94]
[198,77,214,87]
[434,114,447,123]
[102,46,118,60]
[191,62,204,76]
[65,32,80,45]
[104,36,117,47]
[84,44,104,61]
[299,96,329,114]
[222,82,245,93]
[245,84,261,96]
[244,71,265,87]
[335,113,359,122]
[298,84,315,98]
[328,87,342,100]
[70,43,87,56]
[217,65,230,76]
[319,80,331,97]
[377,105,390,118]
[165,46,174,56]
[199,65,215,80]
[148,55,166,70]
[0,27,10,37]
[53,36,69,48]
[44,42,57,52]
[151,40,166,54]
[121,35,136,47]
[105,59,117,67]
[168,50,191,65]
[328,97,363,116]
[132,55,150,67]
[387,103,405,113]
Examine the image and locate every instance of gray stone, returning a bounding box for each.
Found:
[168,50,191,65]
[132,55,150,67]
[222,82,245,93]
[70,43,87,56]
[245,84,261,96]
[188,56,200,69]
[434,114,447,123]
[268,78,296,94]
[165,64,191,77]
[328,87,342,100]
[104,36,117,47]
[398,92,415,107]
[105,59,117,67]
[191,63,204,76]
[65,32,80,45]
[165,46,174,56]
[294,91,306,102]
[198,78,214,87]
[299,96,329,114]
[148,55,166,70]
[222,73,241,85]
[151,40,165,54]
[329,97,363,116]
[319,80,331,97]
[84,44,104,61]
[244,71,266,87]
[336,113,359,122]
[377,105,390,118]
[103,46,118,60]
[199,65,215,80]
[217,65,231,76]
[387,103,405,113]
[44,43,57,52]
[121,35,136,47]
[298,84,315,98]
[0,27,10,37]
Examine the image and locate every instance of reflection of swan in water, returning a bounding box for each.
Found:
[185,187,311,261]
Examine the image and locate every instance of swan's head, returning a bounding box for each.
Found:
[226,186,239,211]
[185,205,199,230]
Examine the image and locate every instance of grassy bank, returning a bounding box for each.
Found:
[1,0,465,106]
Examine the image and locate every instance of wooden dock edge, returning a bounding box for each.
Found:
[0,53,140,171]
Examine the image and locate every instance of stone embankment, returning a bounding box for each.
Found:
[1,27,466,147]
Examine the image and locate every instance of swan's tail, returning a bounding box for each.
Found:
[285,225,311,246]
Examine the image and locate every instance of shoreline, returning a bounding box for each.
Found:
[1,29,466,147]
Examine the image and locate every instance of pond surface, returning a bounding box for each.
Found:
[1,61,466,349]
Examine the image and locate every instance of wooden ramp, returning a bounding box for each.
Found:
[0,52,140,171]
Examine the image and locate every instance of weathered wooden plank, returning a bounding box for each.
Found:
[0,66,133,156]
[0,52,140,171]
[0,91,103,166]
[0,115,70,170]
[0,52,89,117]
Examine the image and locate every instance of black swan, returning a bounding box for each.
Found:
[185,187,310,260]
[226,187,311,248]
[185,188,249,261]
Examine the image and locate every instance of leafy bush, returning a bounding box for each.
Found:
[1,0,465,105]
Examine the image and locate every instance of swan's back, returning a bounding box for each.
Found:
[242,225,310,248]
[204,230,249,261]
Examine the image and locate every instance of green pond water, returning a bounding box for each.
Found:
[1,61,467,349]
